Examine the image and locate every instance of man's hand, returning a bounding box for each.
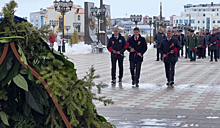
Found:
[214,42,216,44]
[130,48,135,52]
[170,50,174,54]
[138,53,142,57]
[163,54,167,58]
[117,51,120,54]
[113,50,117,54]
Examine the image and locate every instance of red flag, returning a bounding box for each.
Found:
[192,47,195,51]
[218,44,220,47]
[202,46,206,49]
[217,40,219,43]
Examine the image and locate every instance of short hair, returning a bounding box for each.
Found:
[167,30,172,33]
[114,27,119,31]
[133,27,140,32]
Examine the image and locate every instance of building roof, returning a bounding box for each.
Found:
[75,8,84,14]
[185,2,220,8]
[30,8,47,14]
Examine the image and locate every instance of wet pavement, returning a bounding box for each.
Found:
[67,46,220,127]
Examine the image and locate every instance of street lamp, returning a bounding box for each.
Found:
[49,20,59,32]
[64,26,71,43]
[72,22,81,32]
[53,0,73,53]
[90,5,106,44]
[146,17,153,45]
[130,15,142,27]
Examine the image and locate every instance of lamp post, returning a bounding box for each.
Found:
[53,0,73,53]
[90,5,106,44]
[130,15,142,27]
[146,17,153,45]
[64,26,71,43]
[72,22,81,32]
[49,20,59,32]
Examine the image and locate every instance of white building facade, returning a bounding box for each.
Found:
[45,4,84,36]
[173,2,220,32]
[30,8,47,28]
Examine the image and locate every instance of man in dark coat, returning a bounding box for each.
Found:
[204,29,210,56]
[107,27,126,84]
[154,29,166,61]
[126,27,147,87]
[177,30,185,57]
[160,30,181,87]
[208,29,219,62]
[197,32,206,59]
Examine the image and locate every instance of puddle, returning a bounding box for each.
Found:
[206,116,220,119]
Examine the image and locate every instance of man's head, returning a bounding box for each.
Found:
[186,32,190,36]
[196,32,199,36]
[167,30,172,39]
[199,31,203,36]
[212,29,216,34]
[173,30,177,34]
[133,27,140,36]
[113,27,119,36]
[159,29,163,33]
[190,30,194,35]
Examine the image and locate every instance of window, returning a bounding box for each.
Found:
[212,9,215,11]
[217,9,219,11]
[180,19,183,23]
[31,20,33,22]
[213,20,216,23]
[198,21,200,23]
[203,27,205,29]
[217,13,219,16]
[191,19,195,23]
[203,9,205,11]
[176,20,178,23]
[78,15,80,20]
[203,21,205,23]
[203,14,206,16]
[36,24,38,26]
[199,9,201,11]
[36,20,38,22]
[184,19,188,24]
[218,20,220,23]
[194,9,196,11]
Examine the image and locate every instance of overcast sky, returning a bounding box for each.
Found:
[0,0,220,19]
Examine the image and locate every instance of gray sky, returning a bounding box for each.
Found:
[0,0,219,19]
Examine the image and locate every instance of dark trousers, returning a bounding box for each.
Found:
[189,51,196,61]
[164,62,176,82]
[156,48,162,60]
[130,61,142,84]
[208,47,211,56]
[185,47,189,58]
[210,50,218,61]
[217,47,220,58]
[197,48,204,58]
[204,47,206,57]
[58,46,61,52]
[111,58,124,80]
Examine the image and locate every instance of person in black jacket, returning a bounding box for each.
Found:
[125,27,147,87]
[209,29,219,62]
[107,27,126,84]
[159,30,181,87]
[177,30,185,57]
[154,29,166,61]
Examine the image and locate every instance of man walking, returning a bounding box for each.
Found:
[126,27,147,87]
[154,29,166,61]
[197,32,206,59]
[160,30,180,87]
[178,30,185,57]
[107,27,126,84]
[184,31,190,58]
[209,29,219,62]
[187,30,197,61]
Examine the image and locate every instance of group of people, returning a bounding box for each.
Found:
[154,28,220,62]
[107,26,220,88]
[48,31,63,52]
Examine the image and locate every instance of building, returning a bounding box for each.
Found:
[173,2,220,31]
[30,8,47,28]
[0,12,3,17]
[169,15,176,26]
[45,4,84,37]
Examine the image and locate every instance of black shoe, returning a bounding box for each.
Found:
[111,79,116,84]
[155,59,159,61]
[210,60,213,62]
[215,60,218,62]
[185,56,187,58]
[136,83,139,87]
[171,81,174,85]
[132,80,135,85]
[119,79,122,83]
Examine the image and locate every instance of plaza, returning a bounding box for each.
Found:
[68,46,220,127]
